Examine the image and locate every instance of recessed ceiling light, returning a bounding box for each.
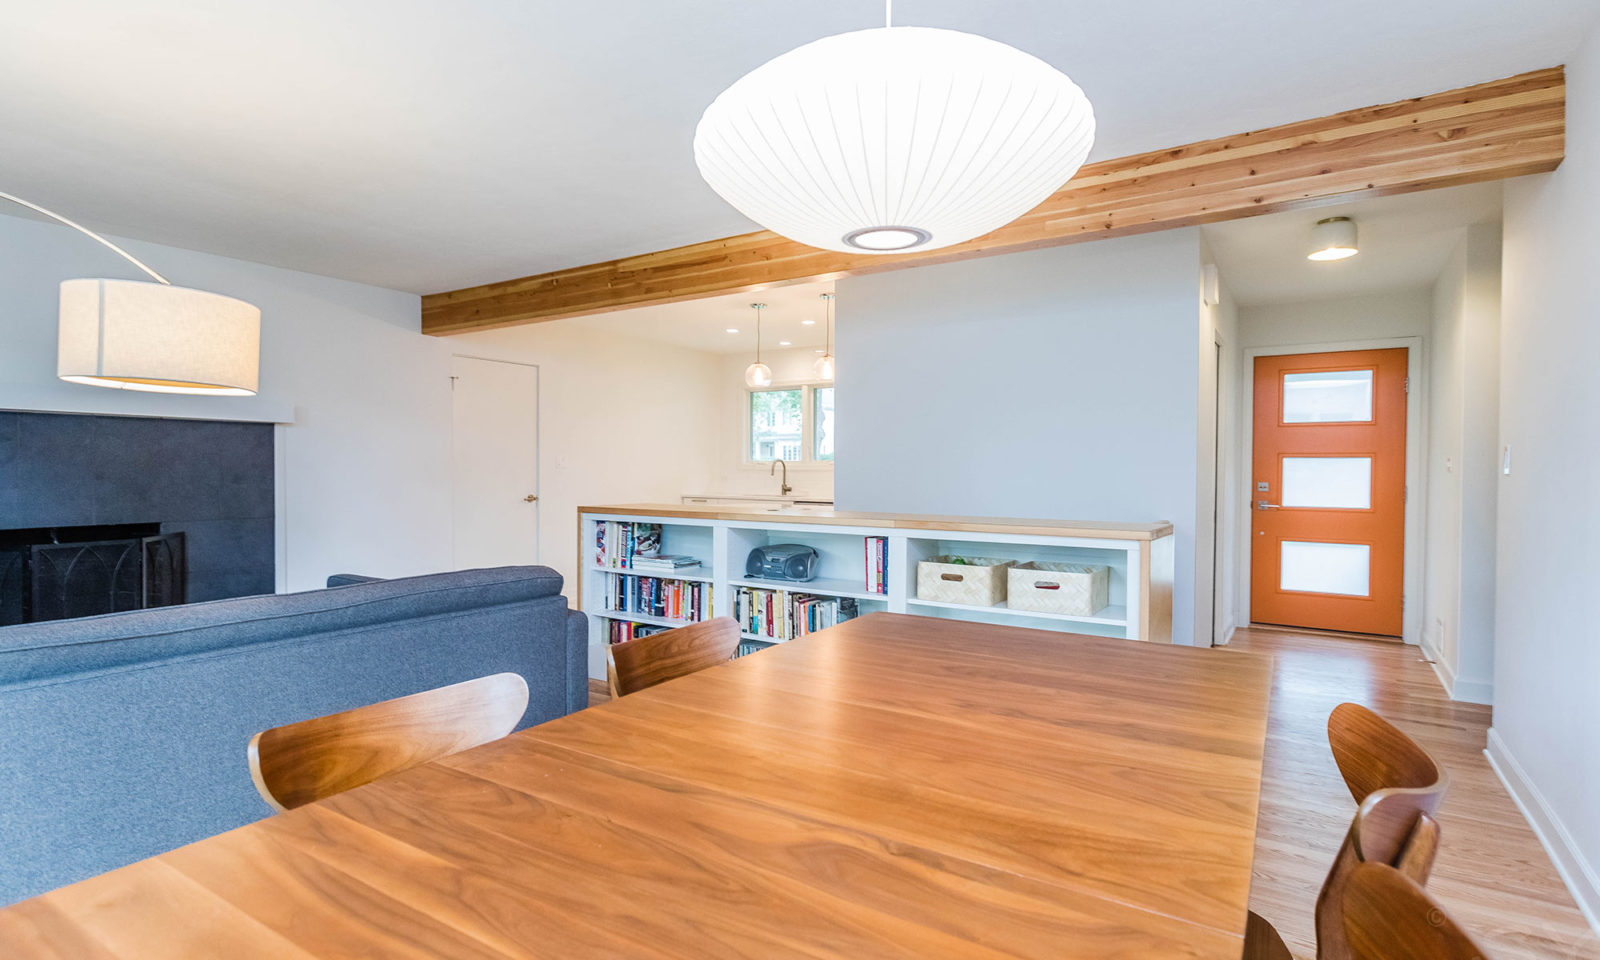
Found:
[725,327,740,333]
[779,340,792,346]
[801,319,816,325]
[814,348,825,354]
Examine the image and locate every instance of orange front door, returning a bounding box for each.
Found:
[1250,349,1407,636]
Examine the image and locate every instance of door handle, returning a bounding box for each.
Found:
[523,494,538,503]
[1256,500,1280,510]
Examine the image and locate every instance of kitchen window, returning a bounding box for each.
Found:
[748,384,833,464]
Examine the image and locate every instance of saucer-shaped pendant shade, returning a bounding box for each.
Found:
[58,279,261,395]
[694,26,1095,255]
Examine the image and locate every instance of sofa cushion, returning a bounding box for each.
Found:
[0,565,564,685]
[0,565,581,906]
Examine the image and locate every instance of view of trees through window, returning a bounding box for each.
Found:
[814,387,834,461]
[749,388,803,461]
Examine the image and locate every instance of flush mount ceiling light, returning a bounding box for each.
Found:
[1307,216,1359,262]
[694,1,1095,255]
[813,293,835,381]
[1,191,260,395]
[743,303,773,388]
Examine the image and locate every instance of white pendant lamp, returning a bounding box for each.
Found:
[743,302,773,388]
[1,191,260,396]
[1307,216,1359,262]
[694,1,1095,255]
[812,293,835,381]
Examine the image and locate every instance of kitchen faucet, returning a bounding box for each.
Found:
[770,458,792,496]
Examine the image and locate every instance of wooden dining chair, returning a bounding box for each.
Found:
[1327,703,1442,805]
[1341,862,1490,960]
[606,616,741,697]
[1246,703,1447,960]
[248,672,529,812]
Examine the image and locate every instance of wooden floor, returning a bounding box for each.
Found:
[590,623,1600,959]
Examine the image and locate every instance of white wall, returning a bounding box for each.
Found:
[1491,20,1600,930]
[448,321,722,590]
[1238,288,1431,347]
[0,211,453,593]
[0,211,724,604]
[707,347,835,501]
[835,229,1206,644]
[1201,257,1242,645]
[1422,224,1501,703]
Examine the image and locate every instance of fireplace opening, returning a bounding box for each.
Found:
[0,525,186,626]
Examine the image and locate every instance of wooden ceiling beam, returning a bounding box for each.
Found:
[421,67,1564,336]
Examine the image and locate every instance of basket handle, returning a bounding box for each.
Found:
[1033,581,1061,590]
[940,573,965,582]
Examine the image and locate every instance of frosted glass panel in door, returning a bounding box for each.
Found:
[1282,370,1373,422]
[1282,457,1372,509]
[1280,541,1370,596]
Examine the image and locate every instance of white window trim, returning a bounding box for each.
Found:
[743,379,835,471]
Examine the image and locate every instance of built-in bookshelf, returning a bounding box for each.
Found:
[577,505,1174,681]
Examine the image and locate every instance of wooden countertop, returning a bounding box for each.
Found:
[581,503,1174,541]
[0,614,1270,959]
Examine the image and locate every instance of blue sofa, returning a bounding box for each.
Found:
[0,566,587,905]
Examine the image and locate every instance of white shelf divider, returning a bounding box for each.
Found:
[904,597,1130,627]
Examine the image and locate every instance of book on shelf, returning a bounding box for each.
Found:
[734,586,859,642]
[593,521,665,570]
[863,536,889,594]
[607,620,671,645]
[627,554,701,573]
[601,575,710,623]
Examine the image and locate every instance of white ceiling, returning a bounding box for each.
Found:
[573,280,836,355]
[2,1,1594,295]
[1203,183,1505,306]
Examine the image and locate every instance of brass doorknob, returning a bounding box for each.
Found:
[523,494,538,502]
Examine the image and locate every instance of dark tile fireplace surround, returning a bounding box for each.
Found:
[0,412,275,625]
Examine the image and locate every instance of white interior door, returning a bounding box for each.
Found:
[451,355,539,568]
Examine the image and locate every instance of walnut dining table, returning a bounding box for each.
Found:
[0,613,1273,959]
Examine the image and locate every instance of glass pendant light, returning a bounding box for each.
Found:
[743,302,773,388]
[812,293,835,381]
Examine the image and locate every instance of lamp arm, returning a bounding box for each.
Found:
[0,190,170,285]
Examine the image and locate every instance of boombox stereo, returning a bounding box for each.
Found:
[745,544,819,582]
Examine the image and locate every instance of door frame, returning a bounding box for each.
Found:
[1235,336,1425,645]
[449,353,543,567]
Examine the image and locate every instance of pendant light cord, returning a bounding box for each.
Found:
[752,302,765,364]
[0,191,171,285]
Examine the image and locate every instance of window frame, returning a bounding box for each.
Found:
[743,379,835,468]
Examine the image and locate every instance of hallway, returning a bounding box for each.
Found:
[1231,625,1598,958]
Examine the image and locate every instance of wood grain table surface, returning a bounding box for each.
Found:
[0,613,1273,959]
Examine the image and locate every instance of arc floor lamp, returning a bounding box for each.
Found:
[1,191,260,396]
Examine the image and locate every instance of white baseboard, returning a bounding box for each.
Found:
[1485,727,1600,937]
[1417,634,1493,704]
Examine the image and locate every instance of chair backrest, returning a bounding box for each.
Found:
[606,617,741,697]
[1341,862,1489,960]
[1316,704,1448,960]
[1328,703,1441,804]
[248,672,529,812]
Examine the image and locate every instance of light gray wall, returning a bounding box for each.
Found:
[1238,287,1431,348]
[1493,20,1600,929]
[0,211,448,592]
[1422,224,1501,703]
[834,229,1205,644]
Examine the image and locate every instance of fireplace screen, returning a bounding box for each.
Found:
[0,528,185,625]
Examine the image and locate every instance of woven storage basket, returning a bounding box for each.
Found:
[916,556,1015,607]
[1008,561,1110,616]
